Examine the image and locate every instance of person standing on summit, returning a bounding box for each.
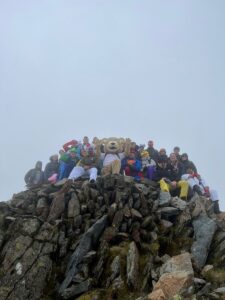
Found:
[146,140,159,162]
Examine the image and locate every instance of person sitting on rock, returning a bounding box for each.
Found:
[181,167,220,213]
[44,154,59,184]
[121,150,142,180]
[68,147,98,183]
[168,153,184,182]
[152,155,189,200]
[82,136,91,151]
[180,153,197,174]
[139,150,156,180]
[24,161,44,188]
[58,149,80,180]
[158,148,168,161]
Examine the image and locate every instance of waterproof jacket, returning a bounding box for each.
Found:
[147,147,159,162]
[24,169,44,186]
[44,161,59,181]
[168,162,184,181]
[181,160,197,174]
[152,165,172,182]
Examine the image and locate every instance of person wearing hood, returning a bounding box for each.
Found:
[24,161,44,188]
[44,155,59,183]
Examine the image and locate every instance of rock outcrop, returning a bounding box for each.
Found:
[0,175,224,299]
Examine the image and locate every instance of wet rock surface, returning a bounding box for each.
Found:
[0,175,224,299]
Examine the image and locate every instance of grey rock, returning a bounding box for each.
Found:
[191,215,217,269]
[127,241,139,290]
[61,279,92,299]
[158,206,179,218]
[141,216,153,228]
[68,192,80,218]
[131,208,143,220]
[170,196,187,211]
[160,252,194,277]
[159,191,171,206]
[58,215,108,295]
[213,287,225,294]
[21,218,41,236]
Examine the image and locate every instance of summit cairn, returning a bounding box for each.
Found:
[0,174,225,300]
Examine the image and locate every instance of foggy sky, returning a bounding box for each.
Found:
[1,1,225,208]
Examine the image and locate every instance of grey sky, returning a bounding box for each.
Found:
[1,1,225,208]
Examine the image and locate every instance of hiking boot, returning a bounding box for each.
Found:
[193,185,203,196]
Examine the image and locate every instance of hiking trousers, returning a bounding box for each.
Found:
[68,166,97,181]
[159,179,189,199]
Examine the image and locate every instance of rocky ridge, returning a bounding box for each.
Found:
[0,175,225,300]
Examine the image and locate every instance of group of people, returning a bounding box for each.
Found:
[24,137,220,214]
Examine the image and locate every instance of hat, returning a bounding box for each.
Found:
[69,147,77,153]
[141,150,149,158]
[158,155,168,163]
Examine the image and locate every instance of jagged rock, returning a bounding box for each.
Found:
[160,252,194,277]
[194,277,207,286]
[61,279,92,299]
[170,196,187,211]
[131,208,143,220]
[148,288,166,300]
[47,181,72,222]
[150,271,194,299]
[0,174,225,300]
[213,287,225,294]
[127,241,139,290]
[191,215,217,270]
[201,264,214,276]
[112,210,124,228]
[68,192,80,218]
[159,191,171,207]
[21,218,41,236]
[58,215,108,295]
[157,207,180,219]
[36,197,49,219]
[197,282,212,297]
[160,219,173,230]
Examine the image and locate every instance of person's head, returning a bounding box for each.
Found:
[92,137,98,144]
[148,140,154,148]
[169,152,177,163]
[159,148,166,156]
[128,149,136,159]
[69,149,77,158]
[173,146,180,155]
[88,147,94,157]
[59,149,65,155]
[158,155,168,169]
[35,161,42,170]
[81,148,88,157]
[83,136,89,144]
[186,167,194,174]
[181,153,188,161]
[50,154,58,162]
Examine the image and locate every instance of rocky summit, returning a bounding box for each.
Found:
[1,175,225,300]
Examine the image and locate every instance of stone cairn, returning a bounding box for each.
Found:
[0,175,225,300]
